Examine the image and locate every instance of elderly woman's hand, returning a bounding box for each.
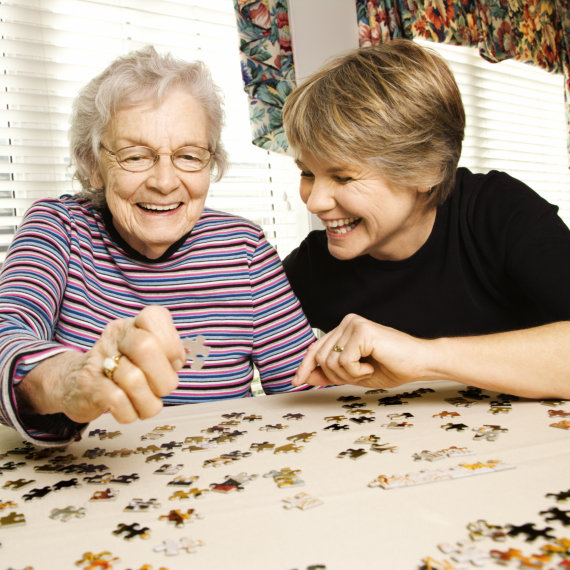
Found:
[18,305,186,424]
[292,313,434,390]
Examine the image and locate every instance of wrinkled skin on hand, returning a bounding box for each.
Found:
[55,305,186,424]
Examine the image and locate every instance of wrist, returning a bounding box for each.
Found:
[419,337,456,382]
[16,350,85,416]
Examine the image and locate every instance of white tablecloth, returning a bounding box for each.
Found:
[0,380,569,569]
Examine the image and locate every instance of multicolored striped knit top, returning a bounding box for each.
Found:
[0,196,315,444]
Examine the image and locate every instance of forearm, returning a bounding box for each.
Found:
[15,350,86,416]
[427,321,570,399]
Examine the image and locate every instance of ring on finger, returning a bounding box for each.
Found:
[332,344,344,353]
[103,354,122,381]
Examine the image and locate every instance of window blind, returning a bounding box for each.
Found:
[2,4,568,269]
[415,39,570,227]
[0,0,307,264]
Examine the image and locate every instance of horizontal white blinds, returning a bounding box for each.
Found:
[0,0,307,262]
[415,40,570,227]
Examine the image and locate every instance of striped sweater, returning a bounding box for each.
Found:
[0,196,315,444]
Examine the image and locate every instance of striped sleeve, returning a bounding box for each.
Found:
[0,200,84,443]
[249,235,315,393]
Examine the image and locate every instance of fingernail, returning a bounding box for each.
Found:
[173,359,183,371]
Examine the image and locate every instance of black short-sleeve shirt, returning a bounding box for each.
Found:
[283,168,570,337]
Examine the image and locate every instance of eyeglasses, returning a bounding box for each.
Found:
[100,144,214,173]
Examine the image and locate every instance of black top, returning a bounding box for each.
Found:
[283,168,570,337]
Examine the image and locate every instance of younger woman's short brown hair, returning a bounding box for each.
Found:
[283,39,465,206]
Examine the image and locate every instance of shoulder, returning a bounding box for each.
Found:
[188,209,278,264]
[453,168,557,216]
[16,195,105,242]
[197,208,264,234]
[22,195,101,226]
[283,230,328,271]
[450,168,564,237]
[449,168,570,268]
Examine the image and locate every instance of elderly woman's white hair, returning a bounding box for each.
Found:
[69,45,228,208]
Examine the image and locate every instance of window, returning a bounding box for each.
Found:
[0,0,307,264]
[416,39,570,227]
[1,3,569,269]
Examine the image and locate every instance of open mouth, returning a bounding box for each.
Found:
[323,217,361,235]
[137,202,182,213]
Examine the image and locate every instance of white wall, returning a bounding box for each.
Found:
[288,0,359,231]
[288,0,359,84]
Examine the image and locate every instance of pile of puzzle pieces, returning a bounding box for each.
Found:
[419,488,570,569]
[0,383,567,568]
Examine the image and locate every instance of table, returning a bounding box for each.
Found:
[0,380,569,569]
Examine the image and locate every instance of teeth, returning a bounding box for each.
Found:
[139,203,180,212]
[324,217,359,229]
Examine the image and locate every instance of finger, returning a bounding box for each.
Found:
[109,355,164,419]
[304,368,337,387]
[116,329,179,398]
[104,380,143,424]
[133,306,185,370]
[315,337,354,385]
[333,338,376,380]
[292,333,327,383]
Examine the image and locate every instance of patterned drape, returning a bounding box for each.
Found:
[233,0,295,153]
[234,0,570,156]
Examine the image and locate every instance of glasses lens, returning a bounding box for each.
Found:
[172,146,211,172]
[115,147,155,172]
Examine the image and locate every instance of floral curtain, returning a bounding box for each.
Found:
[233,0,295,152]
[234,0,570,156]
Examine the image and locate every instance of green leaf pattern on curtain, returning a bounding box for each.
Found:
[234,0,570,156]
[233,0,294,152]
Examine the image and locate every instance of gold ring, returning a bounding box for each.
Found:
[332,345,344,353]
[103,354,122,381]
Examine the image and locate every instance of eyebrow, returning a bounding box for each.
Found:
[295,159,351,174]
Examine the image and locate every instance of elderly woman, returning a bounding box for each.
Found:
[282,39,570,398]
[0,46,314,445]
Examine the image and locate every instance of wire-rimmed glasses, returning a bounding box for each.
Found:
[100,144,214,173]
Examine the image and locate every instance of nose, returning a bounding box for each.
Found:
[302,177,335,214]
[147,155,180,194]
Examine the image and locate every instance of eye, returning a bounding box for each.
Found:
[333,176,353,184]
[116,147,153,165]
[299,171,314,179]
[178,152,199,161]
[173,147,210,169]
[123,154,146,164]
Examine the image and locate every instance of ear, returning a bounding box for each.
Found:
[417,185,433,194]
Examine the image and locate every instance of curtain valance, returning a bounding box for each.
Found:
[234,0,570,156]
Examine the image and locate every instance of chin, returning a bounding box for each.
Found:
[327,244,359,261]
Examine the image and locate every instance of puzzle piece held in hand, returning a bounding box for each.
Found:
[183,335,210,371]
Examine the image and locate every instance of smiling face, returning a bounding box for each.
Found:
[91,88,211,259]
[296,151,437,261]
